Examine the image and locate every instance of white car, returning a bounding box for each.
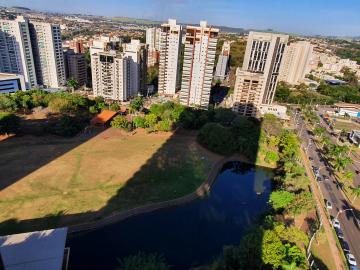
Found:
[332,218,341,229]
[326,201,333,209]
[347,253,357,266]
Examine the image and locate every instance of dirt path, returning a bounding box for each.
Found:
[300,148,346,270]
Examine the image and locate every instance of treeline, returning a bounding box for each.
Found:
[0,90,105,136]
[212,130,315,270]
[275,81,360,105]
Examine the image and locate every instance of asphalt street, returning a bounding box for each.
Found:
[295,110,360,267]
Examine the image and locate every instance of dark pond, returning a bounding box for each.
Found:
[67,161,273,270]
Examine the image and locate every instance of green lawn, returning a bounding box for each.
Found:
[0,128,220,235]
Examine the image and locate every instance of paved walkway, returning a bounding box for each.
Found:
[300,147,346,270]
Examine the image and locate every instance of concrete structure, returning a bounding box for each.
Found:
[279,41,313,85]
[146,27,161,67]
[232,69,265,117]
[180,21,219,108]
[0,228,68,270]
[0,73,26,93]
[233,31,288,116]
[349,130,360,148]
[64,49,87,86]
[89,36,122,56]
[29,20,66,88]
[123,39,148,96]
[258,104,289,120]
[335,102,360,118]
[158,19,182,96]
[91,51,131,101]
[0,16,37,89]
[215,41,231,81]
[69,39,85,54]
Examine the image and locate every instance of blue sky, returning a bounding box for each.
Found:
[2,0,360,36]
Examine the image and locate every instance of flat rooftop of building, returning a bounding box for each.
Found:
[0,73,21,80]
[0,227,67,270]
[335,102,360,111]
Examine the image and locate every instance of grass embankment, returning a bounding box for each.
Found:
[0,128,220,235]
[311,228,337,270]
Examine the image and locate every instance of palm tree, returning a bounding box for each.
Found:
[352,187,360,203]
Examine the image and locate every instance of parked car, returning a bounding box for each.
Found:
[326,200,333,209]
[335,227,344,239]
[317,176,323,182]
[324,176,330,181]
[332,218,341,229]
[347,253,357,266]
[350,265,359,270]
[340,240,350,253]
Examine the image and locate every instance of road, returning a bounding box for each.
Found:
[294,109,360,268]
[316,106,360,188]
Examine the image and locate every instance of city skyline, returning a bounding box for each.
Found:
[1,0,360,37]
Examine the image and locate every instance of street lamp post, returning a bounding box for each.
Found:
[335,208,353,220]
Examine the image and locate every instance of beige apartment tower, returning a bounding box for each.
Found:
[158,19,182,96]
[180,21,219,108]
[233,31,288,116]
[279,41,313,85]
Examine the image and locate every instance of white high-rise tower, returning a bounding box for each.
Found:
[158,19,182,96]
[180,21,219,108]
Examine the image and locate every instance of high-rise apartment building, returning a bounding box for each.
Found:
[89,36,122,56]
[279,41,313,85]
[29,20,66,88]
[123,39,148,96]
[158,19,182,96]
[91,51,131,101]
[215,41,231,81]
[65,49,87,86]
[233,31,288,116]
[146,27,161,67]
[180,21,219,108]
[69,39,85,54]
[0,16,66,89]
[0,16,37,89]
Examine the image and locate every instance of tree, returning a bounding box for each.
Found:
[67,78,79,93]
[269,190,295,211]
[117,253,170,270]
[109,103,120,112]
[197,123,237,155]
[130,97,144,112]
[262,230,286,269]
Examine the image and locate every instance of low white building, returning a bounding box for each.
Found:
[0,73,26,93]
[258,104,290,120]
[335,103,360,118]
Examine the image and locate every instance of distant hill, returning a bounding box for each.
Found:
[11,6,31,11]
[111,16,161,25]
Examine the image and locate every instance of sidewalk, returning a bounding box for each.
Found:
[300,148,346,270]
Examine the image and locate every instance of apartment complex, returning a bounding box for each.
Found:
[89,36,122,56]
[215,41,231,81]
[279,41,313,85]
[158,19,182,96]
[64,49,87,86]
[0,16,37,89]
[180,21,219,108]
[0,16,66,89]
[233,31,288,116]
[91,51,131,101]
[146,27,161,67]
[123,39,148,96]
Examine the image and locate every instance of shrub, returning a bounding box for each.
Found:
[45,114,88,137]
[133,116,146,128]
[0,112,20,134]
[144,114,158,128]
[111,115,133,132]
[117,252,170,270]
[269,190,295,211]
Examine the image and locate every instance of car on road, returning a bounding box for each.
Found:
[350,266,359,270]
[346,253,357,266]
[335,227,344,239]
[356,170,360,175]
[332,218,341,229]
[324,176,330,181]
[317,176,323,182]
[326,200,333,209]
[340,240,350,253]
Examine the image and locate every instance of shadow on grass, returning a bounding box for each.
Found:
[0,106,280,270]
